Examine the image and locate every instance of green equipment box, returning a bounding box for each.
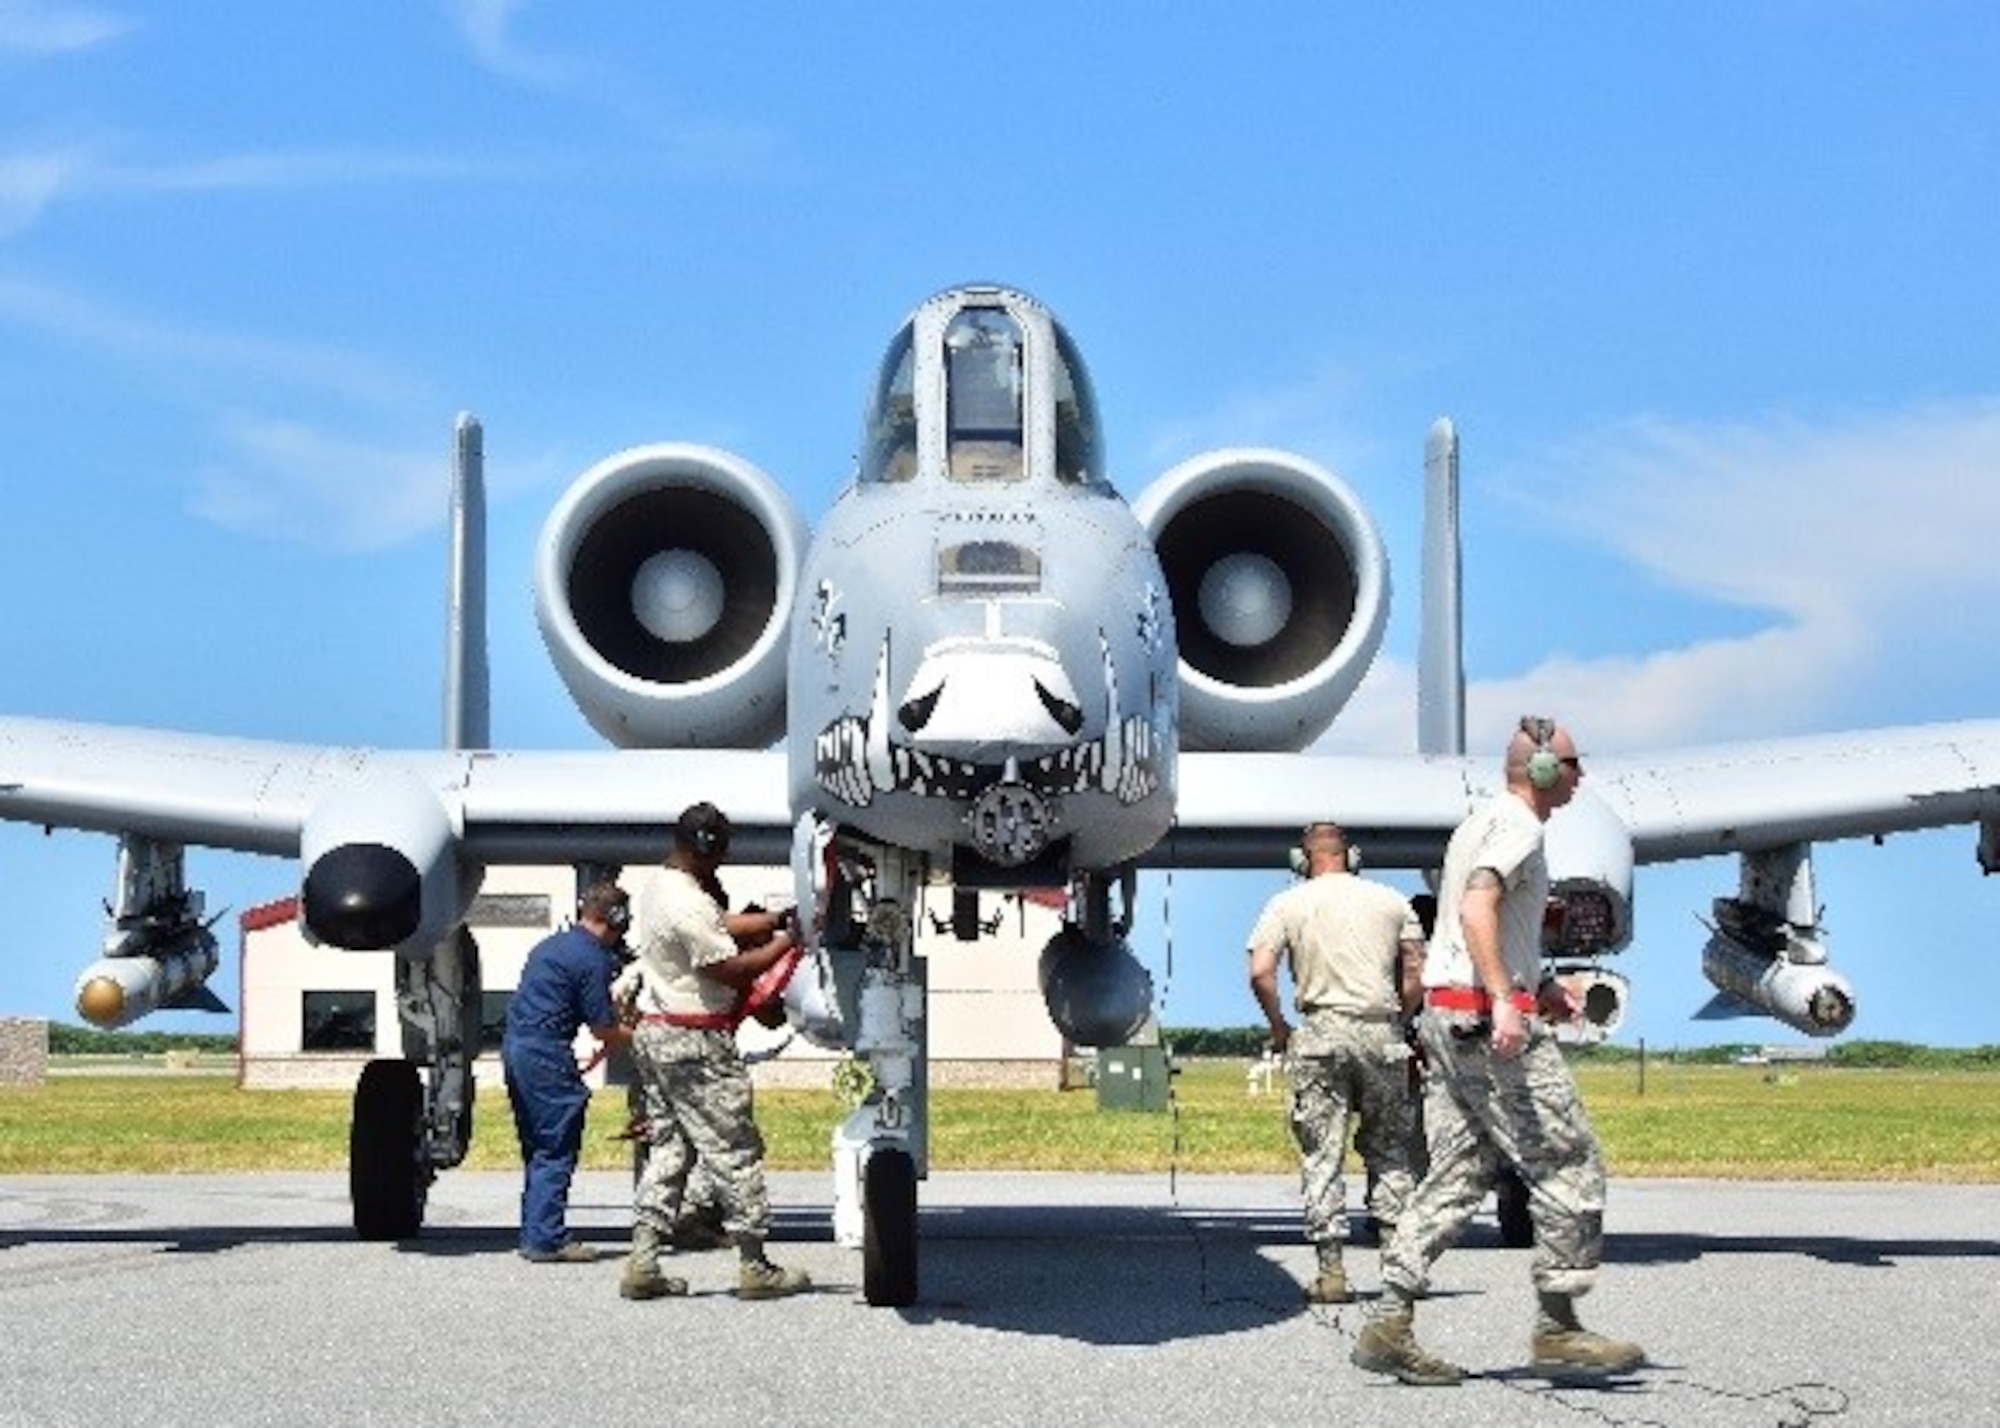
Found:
[1095,1045,1171,1112]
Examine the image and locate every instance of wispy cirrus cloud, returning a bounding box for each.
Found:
[0,140,544,235]
[1138,362,1385,476]
[440,0,779,173]
[192,416,447,552]
[0,272,419,408]
[445,0,585,91]
[0,149,75,235]
[0,0,133,55]
[1321,399,2000,756]
[1500,401,2000,743]
[192,411,569,551]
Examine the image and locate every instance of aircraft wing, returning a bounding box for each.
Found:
[1164,752,1482,870]
[1172,719,2000,873]
[1568,720,2000,865]
[0,715,793,865]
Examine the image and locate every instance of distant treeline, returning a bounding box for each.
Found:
[46,1024,239,1056]
[37,1021,2000,1069]
[1161,1027,2000,1069]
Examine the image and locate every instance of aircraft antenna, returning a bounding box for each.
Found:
[1418,417,1465,756]
[443,412,491,752]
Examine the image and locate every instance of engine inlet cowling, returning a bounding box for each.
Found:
[536,444,807,749]
[1134,449,1389,751]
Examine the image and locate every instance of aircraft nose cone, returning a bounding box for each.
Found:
[898,646,1082,756]
[303,843,422,950]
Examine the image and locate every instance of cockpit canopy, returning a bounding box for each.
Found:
[860,286,1106,490]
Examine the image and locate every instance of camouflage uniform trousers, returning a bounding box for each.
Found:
[1288,1011,1417,1248]
[1381,1013,1606,1300]
[630,1022,772,1246]
[626,1079,725,1217]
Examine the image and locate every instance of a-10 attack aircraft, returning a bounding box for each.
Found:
[4,283,1999,1305]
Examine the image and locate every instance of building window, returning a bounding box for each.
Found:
[480,992,512,1053]
[302,991,377,1052]
[467,893,552,928]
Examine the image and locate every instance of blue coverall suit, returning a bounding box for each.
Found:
[502,926,619,1255]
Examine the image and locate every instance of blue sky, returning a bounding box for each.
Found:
[2,3,1998,1048]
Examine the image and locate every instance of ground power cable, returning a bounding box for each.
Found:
[1147,846,1852,1427]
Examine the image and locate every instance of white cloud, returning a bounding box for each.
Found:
[190,412,573,552]
[0,141,543,235]
[1499,402,2000,744]
[1139,362,1383,475]
[108,147,535,193]
[1307,400,2000,758]
[0,150,77,235]
[1520,403,2000,625]
[446,0,581,90]
[0,0,132,54]
[0,274,418,407]
[192,417,448,552]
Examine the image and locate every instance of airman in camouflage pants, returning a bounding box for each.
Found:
[1381,1011,1603,1303]
[1290,1010,1417,1262]
[630,1023,772,1252]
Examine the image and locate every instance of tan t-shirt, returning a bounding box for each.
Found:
[631,866,738,1017]
[1425,792,1548,993]
[1247,872,1421,1019]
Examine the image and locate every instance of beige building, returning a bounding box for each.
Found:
[237,864,1066,1091]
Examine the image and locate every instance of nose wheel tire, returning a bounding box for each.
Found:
[350,1058,427,1241]
[862,1147,918,1307]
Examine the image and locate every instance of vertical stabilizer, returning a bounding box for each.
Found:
[443,413,491,752]
[1418,417,1464,756]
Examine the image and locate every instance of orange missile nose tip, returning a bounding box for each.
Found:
[76,977,125,1028]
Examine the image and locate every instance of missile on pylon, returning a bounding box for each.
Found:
[1697,931,1855,1038]
[73,929,227,1030]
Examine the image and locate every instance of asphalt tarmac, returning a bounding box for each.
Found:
[1,1170,1994,1427]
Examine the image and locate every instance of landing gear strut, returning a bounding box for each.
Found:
[348,925,481,1240]
[821,839,928,1307]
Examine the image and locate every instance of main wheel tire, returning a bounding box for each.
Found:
[351,1058,427,1241]
[1495,1167,1534,1248]
[861,1147,918,1307]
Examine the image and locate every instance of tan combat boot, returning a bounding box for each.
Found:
[1530,1292,1644,1376]
[737,1256,812,1300]
[618,1221,688,1301]
[1350,1306,1465,1386]
[1304,1244,1354,1304]
[669,1201,729,1251]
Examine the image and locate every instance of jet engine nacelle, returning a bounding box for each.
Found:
[1037,926,1155,1048]
[299,768,473,955]
[536,443,807,749]
[1701,933,1857,1038]
[1544,789,1636,954]
[1133,448,1389,751]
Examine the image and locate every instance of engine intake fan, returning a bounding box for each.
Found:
[1134,448,1388,750]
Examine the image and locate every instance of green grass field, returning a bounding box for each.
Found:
[4,1058,1998,1180]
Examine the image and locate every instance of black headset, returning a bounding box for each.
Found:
[680,801,729,858]
[579,890,631,932]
